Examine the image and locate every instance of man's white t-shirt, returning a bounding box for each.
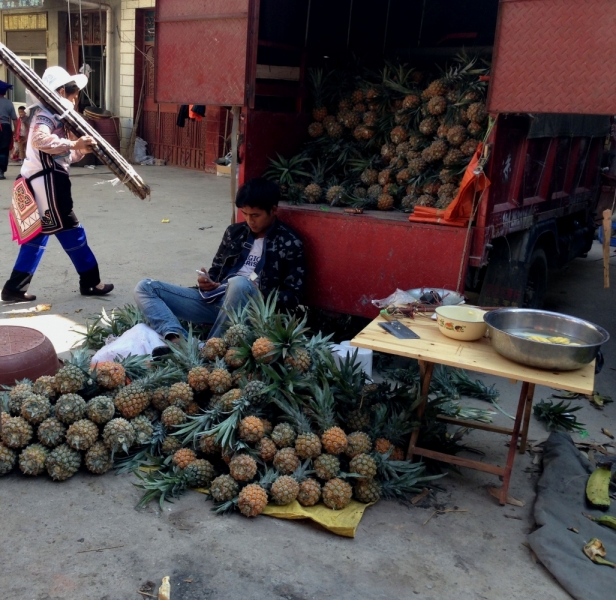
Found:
[236,238,264,279]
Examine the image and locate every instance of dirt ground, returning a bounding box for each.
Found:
[1,160,615,600]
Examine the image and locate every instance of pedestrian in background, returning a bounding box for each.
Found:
[0,79,17,180]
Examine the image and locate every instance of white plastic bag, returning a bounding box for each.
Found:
[91,323,164,364]
[371,289,420,309]
[133,137,151,163]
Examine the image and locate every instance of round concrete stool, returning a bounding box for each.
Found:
[0,325,60,386]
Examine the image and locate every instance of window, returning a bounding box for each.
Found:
[8,54,47,105]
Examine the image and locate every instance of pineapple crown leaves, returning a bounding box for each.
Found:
[111,353,150,382]
[164,330,205,371]
[290,460,316,483]
[307,380,339,432]
[264,153,312,186]
[448,368,499,403]
[321,348,366,405]
[114,447,165,475]
[65,347,93,374]
[245,291,280,333]
[369,404,416,446]
[533,400,585,432]
[259,363,314,405]
[269,394,314,435]
[134,465,190,509]
[260,313,311,363]
[211,497,239,515]
[132,363,186,391]
[307,67,334,105]
[80,304,145,351]
[430,365,460,400]
[173,410,218,447]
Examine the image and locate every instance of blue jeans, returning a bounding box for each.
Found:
[133,276,259,340]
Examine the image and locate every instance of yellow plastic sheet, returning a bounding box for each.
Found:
[262,499,375,538]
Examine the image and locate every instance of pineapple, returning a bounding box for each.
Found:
[256,437,277,462]
[437,123,450,139]
[85,396,115,424]
[276,398,321,459]
[95,362,126,389]
[345,432,372,458]
[201,338,227,361]
[407,156,427,176]
[402,94,421,110]
[351,89,364,104]
[224,348,246,369]
[55,394,86,424]
[442,148,465,167]
[354,479,382,503]
[322,478,353,510]
[229,454,258,481]
[313,454,340,480]
[208,359,233,395]
[239,416,265,443]
[375,437,394,454]
[378,169,392,186]
[161,436,182,455]
[20,393,51,425]
[460,138,479,156]
[271,475,300,505]
[390,446,405,461]
[427,96,447,116]
[342,111,361,129]
[224,323,253,348]
[1,416,33,448]
[66,419,99,451]
[0,444,17,475]
[172,448,197,469]
[84,440,113,474]
[422,78,448,99]
[347,409,371,431]
[184,459,216,487]
[271,423,296,448]
[446,125,468,147]
[131,415,154,444]
[308,122,324,138]
[151,387,171,411]
[251,337,275,363]
[467,101,487,123]
[37,418,66,448]
[349,453,377,480]
[396,142,411,157]
[187,367,209,392]
[377,194,394,211]
[114,384,151,419]
[367,184,383,200]
[168,382,193,410]
[400,195,416,212]
[439,168,457,184]
[46,444,81,481]
[32,376,56,399]
[396,169,411,185]
[322,115,336,128]
[438,182,458,200]
[210,474,239,502]
[199,433,222,455]
[238,483,268,517]
[422,140,448,163]
[407,134,425,150]
[8,382,32,415]
[325,185,345,205]
[262,419,273,436]
[380,143,396,162]
[273,447,300,474]
[284,348,311,372]
[219,388,242,411]
[390,126,407,145]
[19,443,49,475]
[363,110,378,127]
[418,117,438,136]
[423,181,441,196]
[102,418,136,454]
[161,406,187,428]
[326,121,343,139]
[54,364,86,394]
[297,478,321,506]
[467,121,484,138]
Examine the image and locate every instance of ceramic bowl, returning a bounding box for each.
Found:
[435,306,488,341]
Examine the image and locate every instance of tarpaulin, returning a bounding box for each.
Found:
[408,143,490,227]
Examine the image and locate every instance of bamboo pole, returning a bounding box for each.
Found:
[603,209,612,289]
[0,42,150,199]
[230,106,240,225]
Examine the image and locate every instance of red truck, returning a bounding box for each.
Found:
[152,0,613,317]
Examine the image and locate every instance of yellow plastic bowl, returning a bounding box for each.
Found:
[435,306,487,341]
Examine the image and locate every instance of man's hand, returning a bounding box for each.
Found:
[197,267,220,292]
[73,135,98,154]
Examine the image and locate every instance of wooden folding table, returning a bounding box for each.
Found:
[350,316,595,504]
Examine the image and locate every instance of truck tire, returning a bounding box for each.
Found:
[523,247,548,308]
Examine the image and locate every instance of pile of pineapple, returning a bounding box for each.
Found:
[0,295,439,518]
[266,53,490,212]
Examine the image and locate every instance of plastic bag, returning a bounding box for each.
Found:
[133,137,152,164]
[371,288,421,309]
[91,323,164,364]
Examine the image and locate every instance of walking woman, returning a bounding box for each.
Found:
[1,66,113,302]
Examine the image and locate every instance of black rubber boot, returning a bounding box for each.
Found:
[2,270,36,301]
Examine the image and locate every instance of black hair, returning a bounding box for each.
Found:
[18,105,25,111]
[235,177,280,214]
[59,82,80,96]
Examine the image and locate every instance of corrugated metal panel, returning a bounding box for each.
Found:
[154,0,253,106]
[489,0,616,115]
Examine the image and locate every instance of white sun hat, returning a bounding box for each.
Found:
[42,66,88,92]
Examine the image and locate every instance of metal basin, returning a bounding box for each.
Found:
[483,308,609,371]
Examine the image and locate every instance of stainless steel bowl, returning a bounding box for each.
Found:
[483,308,609,371]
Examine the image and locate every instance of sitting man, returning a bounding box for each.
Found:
[134,178,305,344]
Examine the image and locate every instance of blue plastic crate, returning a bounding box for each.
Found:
[598,222,616,247]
